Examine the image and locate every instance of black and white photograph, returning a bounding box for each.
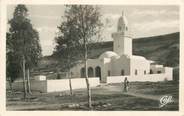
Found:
[2,1,182,113]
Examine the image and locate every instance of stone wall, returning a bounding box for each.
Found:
[7,68,172,93]
[8,78,100,93]
[47,78,99,92]
[107,73,172,83]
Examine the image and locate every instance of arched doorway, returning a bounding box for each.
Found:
[80,67,85,78]
[95,66,101,80]
[108,70,111,76]
[88,67,94,77]
[121,70,124,76]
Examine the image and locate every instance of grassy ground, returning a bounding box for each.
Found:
[6,81,179,111]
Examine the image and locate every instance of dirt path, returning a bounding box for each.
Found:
[99,84,162,101]
[123,92,161,101]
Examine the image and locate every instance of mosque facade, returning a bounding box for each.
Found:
[70,11,173,83]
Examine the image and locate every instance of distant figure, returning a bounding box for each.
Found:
[124,77,129,92]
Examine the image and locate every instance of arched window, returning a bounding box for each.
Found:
[157,71,161,74]
[108,70,111,76]
[121,70,124,76]
[95,66,101,80]
[80,67,85,78]
[144,70,146,75]
[135,69,138,75]
[150,69,153,74]
[88,67,94,77]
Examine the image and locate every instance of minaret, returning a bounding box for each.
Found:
[112,11,132,56]
[117,11,128,34]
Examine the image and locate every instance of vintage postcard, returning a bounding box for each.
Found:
[0,0,183,116]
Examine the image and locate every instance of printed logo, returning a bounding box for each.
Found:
[159,95,174,108]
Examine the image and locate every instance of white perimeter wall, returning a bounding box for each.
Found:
[8,78,99,93]
[8,68,172,92]
[47,78,99,92]
[107,72,172,83]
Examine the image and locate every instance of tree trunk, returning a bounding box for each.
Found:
[84,42,92,108]
[9,81,13,92]
[85,59,92,108]
[8,78,13,93]
[27,68,32,94]
[66,56,73,96]
[22,55,27,99]
[68,71,73,96]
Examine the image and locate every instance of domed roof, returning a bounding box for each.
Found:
[99,51,120,59]
[130,55,147,60]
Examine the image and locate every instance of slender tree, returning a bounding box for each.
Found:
[55,5,102,108]
[24,28,42,94]
[7,4,42,98]
[55,11,82,95]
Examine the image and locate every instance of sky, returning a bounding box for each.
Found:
[7,5,179,56]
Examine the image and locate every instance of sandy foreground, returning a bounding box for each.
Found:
[6,81,179,111]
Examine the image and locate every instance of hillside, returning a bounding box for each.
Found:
[36,32,179,78]
[133,32,179,66]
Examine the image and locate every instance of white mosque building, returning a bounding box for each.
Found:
[10,11,173,93]
[70,11,173,83]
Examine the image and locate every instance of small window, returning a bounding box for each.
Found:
[121,70,124,76]
[157,71,162,74]
[135,69,138,75]
[144,70,146,75]
[126,26,128,31]
[108,70,111,76]
[150,69,153,74]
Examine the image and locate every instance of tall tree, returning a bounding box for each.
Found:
[6,32,22,91]
[7,4,42,98]
[54,10,82,95]
[55,5,102,108]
